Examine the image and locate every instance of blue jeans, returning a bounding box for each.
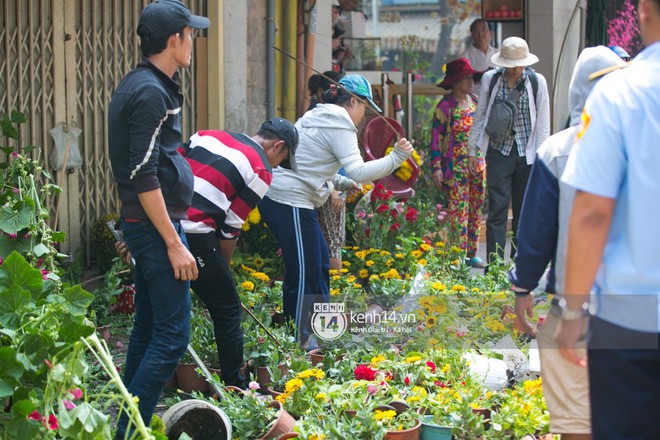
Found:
[259,197,329,344]
[116,219,191,439]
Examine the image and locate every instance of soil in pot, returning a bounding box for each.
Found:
[163,400,231,440]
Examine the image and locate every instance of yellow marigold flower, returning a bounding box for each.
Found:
[403,355,422,363]
[241,281,255,291]
[430,304,447,314]
[247,208,261,224]
[395,253,405,259]
[385,259,393,267]
[359,269,369,279]
[430,282,446,291]
[284,378,304,393]
[353,283,362,288]
[435,241,445,248]
[441,364,450,373]
[369,274,380,282]
[412,386,428,396]
[332,275,341,281]
[452,284,466,292]
[420,243,432,252]
[310,434,326,440]
[371,355,385,366]
[485,319,505,332]
[450,245,462,253]
[382,268,401,280]
[366,260,375,267]
[347,275,356,283]
[250,272,270,282]
[419,296,433,308]
[417,258,428,266]
[407,395,421,403]
[355,250,368,260]
[411,250,422,258]
[374,410,397,421]
[425,316,438,328]
[276,393,288,404]
[240,264,255,273]
[340,268,348,273]
[471,287,481,293]
[315,392,327,400]
[380,250,391,256]
[343,261,351,267]
[450,259,460,266]
[241,222,250,232]
[330,288,340,296]
[329,269,339,276]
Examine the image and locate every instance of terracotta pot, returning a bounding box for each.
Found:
[276,434,299,440]
[175,363,210,393]
[258,400,296,440]
[256,364,289,391]
[267,387,283,399]
[164,371,178,389]
[308,348,324,366]
[162,399,232,439]
[384,420,421,440]
[471,407,491,429]
[388,400,411,414]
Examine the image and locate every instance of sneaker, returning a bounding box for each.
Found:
[466,256,487,269]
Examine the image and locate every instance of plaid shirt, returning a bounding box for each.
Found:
[490,69,532,157]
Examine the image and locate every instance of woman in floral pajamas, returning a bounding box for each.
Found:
[430,58,486,268]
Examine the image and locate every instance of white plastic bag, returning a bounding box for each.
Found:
[49,123,83,170]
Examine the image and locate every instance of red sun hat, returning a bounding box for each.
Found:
[436,57,482,89]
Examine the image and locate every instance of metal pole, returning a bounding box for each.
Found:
[406,71,413,140]
[266,0,276,119]
[381,72,389,118]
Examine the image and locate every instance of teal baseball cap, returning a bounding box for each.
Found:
[338,74,382,113]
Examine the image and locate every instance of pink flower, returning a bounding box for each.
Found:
[7,233,17,239]
[10,151,19,158]
[116,341,123,349]
[63,400,76,410]
[70,387,83,400]
[44,359,53,369]
[11,187,19,193]
[0,256,3,266]
[366,384,378,396]
[248,381,260,391]
[27,410,41,421]
[41,269,49,280]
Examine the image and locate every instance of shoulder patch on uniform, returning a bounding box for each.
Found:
[577,108,591,140]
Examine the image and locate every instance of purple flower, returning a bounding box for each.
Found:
[63,400,76,411]
[11,187,19,193]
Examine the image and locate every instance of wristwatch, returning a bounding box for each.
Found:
[557,297,589,321]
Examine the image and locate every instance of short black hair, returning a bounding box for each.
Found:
[140,26,186,57]
[470,18,488,34]
[256,128,281,142]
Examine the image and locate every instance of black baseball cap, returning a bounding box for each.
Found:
[138,0,210,41]
[260,118,299,172]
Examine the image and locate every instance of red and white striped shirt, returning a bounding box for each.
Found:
[179,130,272,239]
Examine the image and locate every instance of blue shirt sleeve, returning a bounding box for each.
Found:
[509,155,558,292]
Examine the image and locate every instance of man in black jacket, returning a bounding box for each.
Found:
[107,1,208,437]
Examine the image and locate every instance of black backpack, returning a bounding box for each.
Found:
[485,68,538,145]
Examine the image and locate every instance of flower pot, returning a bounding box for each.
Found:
[266,387,283,399]
[207,367,222,387]
[162,399,232,440]
[472,407,491,429]
[258,400,296,440]
[175,363,210,393]
[419,415,451,440]
[384,420,421,440]
[164,371,178,389]
[276,434,298,440]
[308,348,324,366]
[256,364,289,391]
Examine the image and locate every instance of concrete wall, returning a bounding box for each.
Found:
[223,0,268,133]
[527,0,584,132]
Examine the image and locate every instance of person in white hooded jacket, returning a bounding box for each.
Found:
[260,74,413,348]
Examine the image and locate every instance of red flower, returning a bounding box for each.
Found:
[28,410,41,421]
[354,364,377,381]
[435,380,446,388]
[426,361,437,373]
[404,376,411,386]
[46,414,58,430]
[390,208,398,218]
[389,223,400,232]
[405,206,419,222]
[376,204,389,214]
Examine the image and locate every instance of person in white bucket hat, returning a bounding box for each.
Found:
[467,36,550,267]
